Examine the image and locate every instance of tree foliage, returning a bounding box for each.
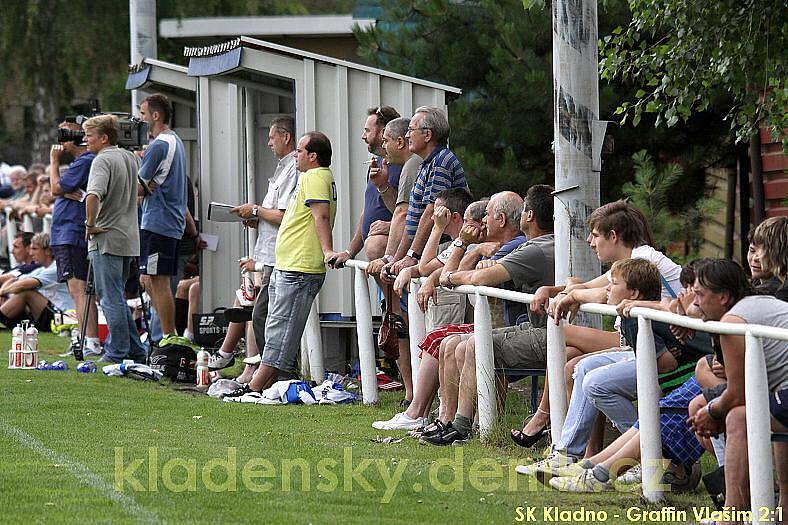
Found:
[0,0,353,164]
[355,0,732,206]
[622,150,720,258]
[600,0,786,146]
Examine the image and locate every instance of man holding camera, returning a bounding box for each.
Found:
[49,121,100,357]
[137,94,188,344]
[83,115,147,363]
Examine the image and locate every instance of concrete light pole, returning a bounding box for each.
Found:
[130,0,157,116]
[551,0,602,314]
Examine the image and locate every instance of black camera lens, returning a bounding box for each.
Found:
[57,128,85,144]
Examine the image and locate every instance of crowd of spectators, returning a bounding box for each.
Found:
[3,95,787,519]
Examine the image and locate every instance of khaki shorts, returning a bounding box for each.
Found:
[425,288,471,331]
[491,321,548,369]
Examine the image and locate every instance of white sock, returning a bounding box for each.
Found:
[183,329,193,341]
[219,350,234,359]
[86,337,101,350]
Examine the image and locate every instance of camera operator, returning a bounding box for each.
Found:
[49,121,100,357]
[83,114,147,363]
[137,94,187,345]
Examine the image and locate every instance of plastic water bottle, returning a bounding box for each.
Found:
[12,325,23,352]
[241,269,256,302]
[77,360,97,373]
[196,349,210,387]
[24,325,38,368]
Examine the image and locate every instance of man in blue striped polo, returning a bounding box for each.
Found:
[387,106,467,277]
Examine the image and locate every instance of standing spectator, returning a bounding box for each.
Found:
[49,122,100,357]
[333,106,400,267]
[137,93,188,343]
[208,116,299,381]
[387,106,467,276]
[225,132,339,398]
[83,114,147,364]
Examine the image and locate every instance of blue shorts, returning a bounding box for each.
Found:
[52,244,89,282]
[139,230,179,276]
[770,389,788,429]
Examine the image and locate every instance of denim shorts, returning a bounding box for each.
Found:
[260,269,325,374]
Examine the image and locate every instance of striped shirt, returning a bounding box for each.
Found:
[404,145,467,238]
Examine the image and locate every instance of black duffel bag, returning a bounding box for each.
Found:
[149,340,198,382]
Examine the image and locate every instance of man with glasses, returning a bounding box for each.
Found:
[386,106,467,277]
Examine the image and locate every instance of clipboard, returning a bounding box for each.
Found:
[207,202,244,222]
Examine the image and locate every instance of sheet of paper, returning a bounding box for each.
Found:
[207,201,244,222]
[200,233,219,252]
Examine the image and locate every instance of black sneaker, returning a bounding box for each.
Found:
[223,383,252,399]
[419,422,469,446]
[419,420,447,439]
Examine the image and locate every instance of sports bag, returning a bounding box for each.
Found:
[149,341,198,382]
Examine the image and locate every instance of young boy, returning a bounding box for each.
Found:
[519,258,689,476]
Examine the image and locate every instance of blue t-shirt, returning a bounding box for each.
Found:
[51,152,95,247]
[138,130,187,239]
[361,157,402,241]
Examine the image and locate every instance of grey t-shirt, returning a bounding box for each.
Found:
[395,154,422,206]
[86,146,141,257]
[499,233,555,327]
[727,295,788,392]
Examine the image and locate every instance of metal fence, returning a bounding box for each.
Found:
[334,259,788,519]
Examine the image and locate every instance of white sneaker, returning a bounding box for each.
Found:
[371,412,427,431]
[209,352,235,370]
[84,347,104,359]
[549,469,614,492]
[223,391,262,403]
[515,451,576,477]
[616,464,642,484]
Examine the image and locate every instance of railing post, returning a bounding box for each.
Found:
[354,267,379,405]
[745,332,775,523]
[5,208,17,267]
[22,214,33,233]
[407,278,426,398]
[474,292,497,442]
[636,316,664,502]
[304,299,324,382]
[43,214,52,234]
[546,317,568,444]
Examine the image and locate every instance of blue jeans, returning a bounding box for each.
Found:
[260,270,325,374]
[89,250,147,362]
[557,350,637,457]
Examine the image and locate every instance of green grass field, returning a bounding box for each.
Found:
[0,332,709,524]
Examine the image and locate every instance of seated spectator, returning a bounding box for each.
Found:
[0,232,40,287]
[419,184,555,445]
[372,190,483,430]
[514,201,681,443]
[689,219,788,513]
[538,259,711,492]
[0,233,74,330]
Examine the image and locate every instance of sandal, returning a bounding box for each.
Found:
[510,408,550,448]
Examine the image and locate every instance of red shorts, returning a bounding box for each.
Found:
[418,323,475,359]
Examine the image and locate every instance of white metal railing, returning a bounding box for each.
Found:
[4,207,17,267]
[341,258,788,519]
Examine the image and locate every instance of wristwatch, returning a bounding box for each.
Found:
[252,205,259,217]
[452,239,467,250]
[406,249,421,260]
